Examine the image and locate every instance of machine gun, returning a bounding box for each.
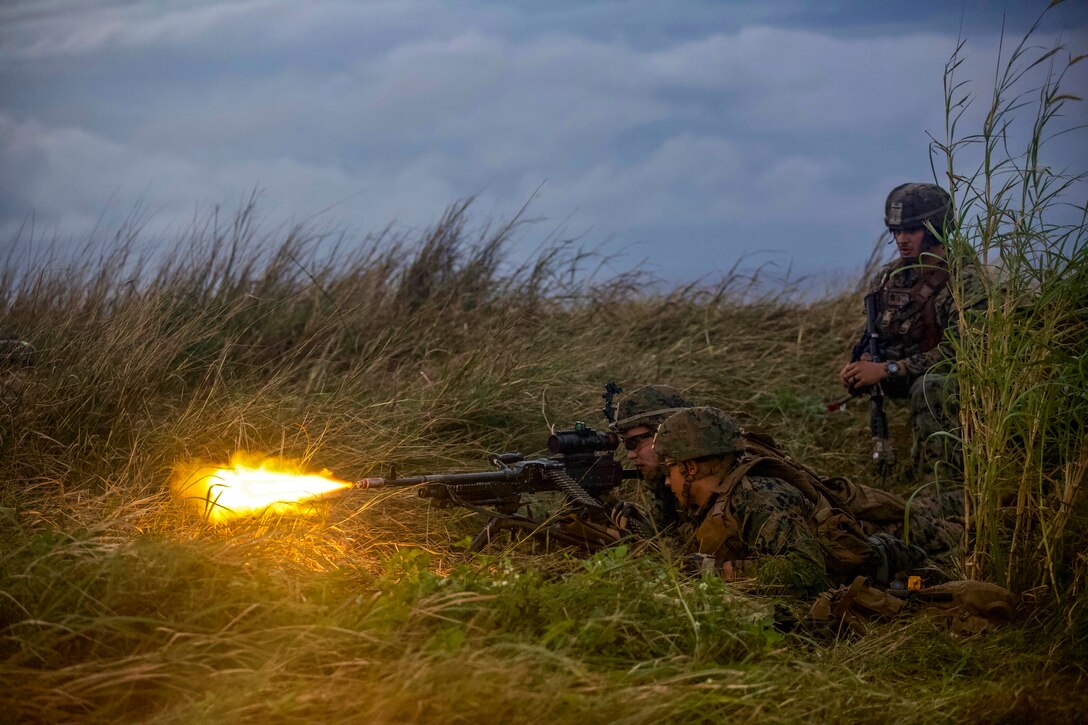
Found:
[355,423,648,552]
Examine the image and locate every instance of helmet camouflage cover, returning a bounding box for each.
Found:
[884,183,955,234]
[653,406,741,461]
[609,384,694,432]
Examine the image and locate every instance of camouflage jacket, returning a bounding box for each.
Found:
[687,474,829,588]
[854,249,984,380]
[684,461,926,590]
[679,442,944,589]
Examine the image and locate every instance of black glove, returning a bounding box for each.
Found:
[607,501,652,538]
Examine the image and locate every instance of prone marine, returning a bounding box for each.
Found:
[650,405,961,593]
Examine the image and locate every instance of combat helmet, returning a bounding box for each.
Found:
[653,406,741,461]
[884,183,954,240]
[609,384,694,432]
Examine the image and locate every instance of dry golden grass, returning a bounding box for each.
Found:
[2,197,1085,722]
[3,9,1087,717]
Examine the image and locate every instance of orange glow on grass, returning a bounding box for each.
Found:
[173,452,351,523]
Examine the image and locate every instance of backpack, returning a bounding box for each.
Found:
[742,427,907,524]
[808,576,1016,637]
[808,576,907,636]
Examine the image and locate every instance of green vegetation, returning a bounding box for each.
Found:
[934,9,1088,600]
[2,12,1085,724]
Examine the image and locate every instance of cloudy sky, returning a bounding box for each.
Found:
[1,0,1085,286]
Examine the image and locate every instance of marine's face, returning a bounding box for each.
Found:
[663,458,681,494]
[662,458,690,506]
[893,227,926,260]
[621,424,660,479]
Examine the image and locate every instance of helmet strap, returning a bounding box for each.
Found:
[681,462,697,512]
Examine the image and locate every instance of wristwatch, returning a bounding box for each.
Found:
[885,361,900,376]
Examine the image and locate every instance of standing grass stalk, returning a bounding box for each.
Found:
[934,3,1087,603]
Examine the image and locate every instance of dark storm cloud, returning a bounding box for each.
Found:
[1,0,1085,282]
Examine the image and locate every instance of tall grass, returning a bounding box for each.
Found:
[934,5,1088,604]
[4,190,1087,720]
[4,11,1088,719]
[0,197,883,721]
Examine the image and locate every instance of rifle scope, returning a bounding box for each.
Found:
[547,423,619,456]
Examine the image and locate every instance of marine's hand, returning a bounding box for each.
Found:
[842,360,887,389]
[839,361,854,390]
[607,501,647,536]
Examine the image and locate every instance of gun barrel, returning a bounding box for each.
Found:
[864,292,883,364]
[870,398,889,436]
[355,468,524,490]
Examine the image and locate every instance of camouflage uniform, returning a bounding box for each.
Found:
[879,487,964,572]
[851,183,986,481]
[855,253,983,478]
[655,407,933,593]
[607,384,694,532]
[691,473,833,592]
[743,428,964,557]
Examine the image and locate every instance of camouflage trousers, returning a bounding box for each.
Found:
[864,532,929,584]
[878,486,965,558]
[886,371,962,483]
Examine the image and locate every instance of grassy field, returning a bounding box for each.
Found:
[3,11,1086,722]
[1,197,1085,723]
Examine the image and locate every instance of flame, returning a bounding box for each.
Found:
[173,452,351,523]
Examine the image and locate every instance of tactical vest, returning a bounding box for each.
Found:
[878,256,950,354]
[741,428,907,524]
[691,429,907,575]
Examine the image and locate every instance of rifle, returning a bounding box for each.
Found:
[857,291,893,470]
[355,422,648,552]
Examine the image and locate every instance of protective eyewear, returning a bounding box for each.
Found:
[622,431,654,451]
